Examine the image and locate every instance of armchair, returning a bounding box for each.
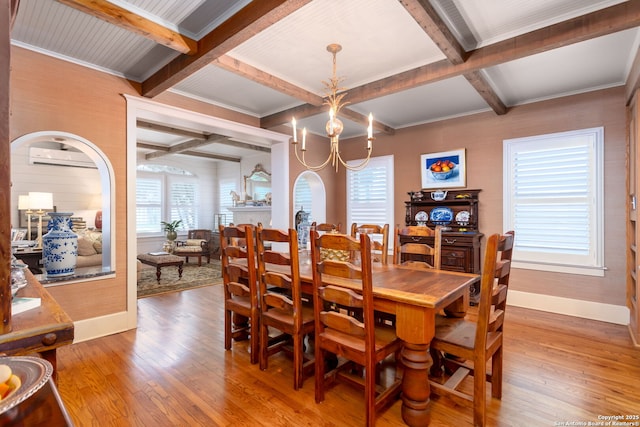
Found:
[173,229,212,266]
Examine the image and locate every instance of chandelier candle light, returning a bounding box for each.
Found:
[292,43,374,172]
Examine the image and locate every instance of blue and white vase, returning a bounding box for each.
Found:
[43,212,78,277]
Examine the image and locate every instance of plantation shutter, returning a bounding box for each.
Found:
[136,178,162,233]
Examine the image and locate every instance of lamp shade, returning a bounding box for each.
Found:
[18,195,31,210]
[28,192,53,210]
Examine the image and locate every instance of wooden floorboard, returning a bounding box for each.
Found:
[56,285,640,426]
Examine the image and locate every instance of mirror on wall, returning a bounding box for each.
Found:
[243,163,271,205]
[11,131,113,277]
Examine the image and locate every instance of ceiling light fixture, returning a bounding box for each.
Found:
[291,43,374,172]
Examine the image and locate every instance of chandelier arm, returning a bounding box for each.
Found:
[335,146,373,171]
[293,143,333,171]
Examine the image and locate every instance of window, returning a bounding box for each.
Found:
[503,127,604,276]
[347,155,394,248]
[136,165,198,234]
[293,176,313,220]
[136,177,162,233]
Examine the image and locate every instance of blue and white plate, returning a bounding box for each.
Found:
[414,211,428,222]
[430,207,453,225]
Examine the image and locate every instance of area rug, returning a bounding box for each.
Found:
[137,260,223,298]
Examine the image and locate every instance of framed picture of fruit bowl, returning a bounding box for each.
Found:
[420,148,466,189]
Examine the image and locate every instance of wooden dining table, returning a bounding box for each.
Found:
[287,252,479,426]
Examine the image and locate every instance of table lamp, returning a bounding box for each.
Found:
[28,191,54,249]
[18,194,33,240]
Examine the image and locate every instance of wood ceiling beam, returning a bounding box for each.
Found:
[136,121,206,140]
[399,0,467,64]
[214,55,324,106]
[213,139,271,153]
[147,135,230,159]
[141,0,311,98]
[402,0,507,115]
[265,0,640,125]
[56,0,197,55]
[138,141,241,163]
[338,108,395,136]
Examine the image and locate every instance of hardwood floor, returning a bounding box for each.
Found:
[56,285,640,426]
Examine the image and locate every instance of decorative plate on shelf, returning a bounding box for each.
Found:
[429,207,453,225]
[0,356,53,414]
[414,211,428,223]
[455,210,470,225]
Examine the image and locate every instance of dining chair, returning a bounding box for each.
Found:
[219,224,260,364]
[256,225,315,390]
[310,229,403,427]
[428,232,509,427]
[393,225,442,269]
[350,223,390,265]
[489,230,514,333]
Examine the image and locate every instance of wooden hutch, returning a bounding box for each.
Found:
[402,189,483,301]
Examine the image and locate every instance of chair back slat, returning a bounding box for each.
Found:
[351,223,390,265]
[320,311,366,337]
[319,285,364,308]
[311,222,341,233]
[263,292,293,312]
[394,225,442,269]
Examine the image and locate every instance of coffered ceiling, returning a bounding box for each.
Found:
[10,0,640,162]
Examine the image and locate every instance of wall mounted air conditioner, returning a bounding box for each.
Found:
[29,147,97,169]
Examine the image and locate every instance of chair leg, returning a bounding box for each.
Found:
[473,356,487,427]
[429,347,444,378]
[224,306,232,350]
[315,347,326,403]
[293,333,302,390]
[365,359,376,427]
[491,346,503,399]
[259,320,269,371]
[250,311,259,365]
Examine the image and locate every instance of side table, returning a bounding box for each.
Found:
[12,248,43,274]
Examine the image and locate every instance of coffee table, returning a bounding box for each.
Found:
[137,253,184,283]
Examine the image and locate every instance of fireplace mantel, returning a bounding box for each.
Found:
[228,206,271,226]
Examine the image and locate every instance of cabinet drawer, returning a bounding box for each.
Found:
[441,248,468,272]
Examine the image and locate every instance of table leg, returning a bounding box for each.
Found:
[178,264,183,279]
[155,266,162,282]
[400,343,432,426]
[40,349,58,384]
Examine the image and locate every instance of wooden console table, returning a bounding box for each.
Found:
[0,271,74,382]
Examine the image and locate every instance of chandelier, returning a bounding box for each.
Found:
[291,43,374,172]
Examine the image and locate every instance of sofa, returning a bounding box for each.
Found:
[76,230,103,268]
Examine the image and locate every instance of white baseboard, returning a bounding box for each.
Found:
[72,311,137,343]
[507,290,629,325]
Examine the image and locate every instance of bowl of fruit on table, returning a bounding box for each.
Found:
[430,159,456,180]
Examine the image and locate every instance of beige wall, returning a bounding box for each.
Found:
[10,44,627,323]
[338,87,626,307]
[9,46,258,322]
